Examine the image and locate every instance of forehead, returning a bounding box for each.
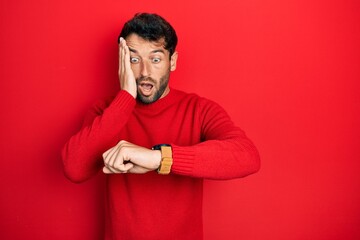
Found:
[126,34,168,56]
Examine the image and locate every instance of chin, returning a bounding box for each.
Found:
[137,94,156,104]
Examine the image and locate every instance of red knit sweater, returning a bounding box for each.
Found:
[62,89,260,240]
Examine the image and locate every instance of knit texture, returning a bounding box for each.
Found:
[62,89,260,240]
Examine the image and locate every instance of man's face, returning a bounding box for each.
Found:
[126,33,178,104]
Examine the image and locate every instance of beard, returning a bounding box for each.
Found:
[136,69,170,104]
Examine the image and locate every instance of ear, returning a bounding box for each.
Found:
[170,51,178,71]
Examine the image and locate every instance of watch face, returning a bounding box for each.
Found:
[152,144,171,150]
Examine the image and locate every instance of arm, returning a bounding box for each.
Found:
[61,91,135,182]
[101,98,260,179]
[62,38,138,183]
[171,99,260,180]
[102,140,161,174]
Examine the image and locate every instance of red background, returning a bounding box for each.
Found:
[1,0,359,239]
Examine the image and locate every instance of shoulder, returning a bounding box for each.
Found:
[90,95,116,115]
[170,88,218,107]
[170,89,229,122]
[90,90,135,114]
[178,89,225,113]
[79,95,114,126]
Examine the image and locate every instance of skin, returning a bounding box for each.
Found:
[102,34,178,174]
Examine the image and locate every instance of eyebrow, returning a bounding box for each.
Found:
[128,47,165,55]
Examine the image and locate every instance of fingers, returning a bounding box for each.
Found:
[102,140,158,175]
[102,141,133,174]
[122,41,131,72]
[121,38,125,83]
[103,144,118,169]
[118,37,127,84]
[103,162,134,174]
[118,38,122,79]
[118,38,137,98]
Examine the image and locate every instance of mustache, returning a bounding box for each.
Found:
[136,76,156,84]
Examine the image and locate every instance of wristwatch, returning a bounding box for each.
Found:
[152,144,173,175]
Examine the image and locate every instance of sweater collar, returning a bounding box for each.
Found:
[135,88,180,111]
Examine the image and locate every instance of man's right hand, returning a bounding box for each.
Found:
[118,37,137,99]
[102,140,161,174]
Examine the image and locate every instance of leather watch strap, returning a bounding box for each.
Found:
[153,145,173,175]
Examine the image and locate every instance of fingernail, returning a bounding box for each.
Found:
[119,37,124,42]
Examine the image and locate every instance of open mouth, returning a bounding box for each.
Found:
[138,82,154,96]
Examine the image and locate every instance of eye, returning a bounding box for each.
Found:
[152,57,161,63]
[130,57,139,64]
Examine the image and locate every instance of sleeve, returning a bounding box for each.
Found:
[170,98,260,180]
[61,90,136,183]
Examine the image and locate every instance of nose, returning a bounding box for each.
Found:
[140,61,150,77]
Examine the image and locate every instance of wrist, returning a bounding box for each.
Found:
[152,149,162,170]
[152,144,173,175]
[123,87,137,99]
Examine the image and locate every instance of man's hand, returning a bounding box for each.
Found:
[102,140,161,174]
[118,37,137,99]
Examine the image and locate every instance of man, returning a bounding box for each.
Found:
[62,13,260,240]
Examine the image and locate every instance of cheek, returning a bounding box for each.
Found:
[130,64,141,77]
[152,63,170,75]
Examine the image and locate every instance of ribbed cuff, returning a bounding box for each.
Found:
[110,90,136,114]
[171,145,196,176]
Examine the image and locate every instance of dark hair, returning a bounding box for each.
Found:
[118,13,178,57]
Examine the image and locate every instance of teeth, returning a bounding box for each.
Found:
[141,83,153,90]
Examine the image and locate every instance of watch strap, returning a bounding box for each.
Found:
[152,144,173,175]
